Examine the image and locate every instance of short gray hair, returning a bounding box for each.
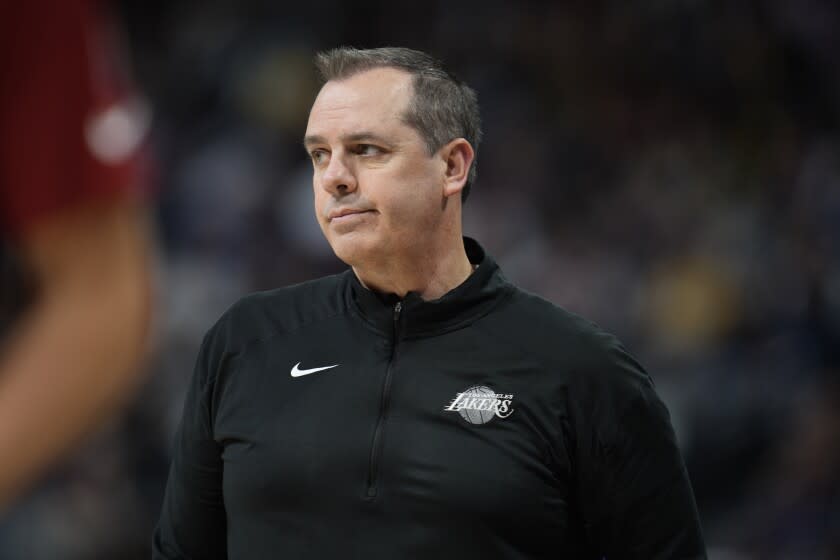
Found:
[314,46,482,202]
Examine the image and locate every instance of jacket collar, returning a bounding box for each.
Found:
[345,237,513,338]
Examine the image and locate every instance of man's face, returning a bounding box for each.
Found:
[304,68,447,268]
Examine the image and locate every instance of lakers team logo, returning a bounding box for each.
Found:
[443,385,515,425]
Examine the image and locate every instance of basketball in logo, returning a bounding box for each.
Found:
[459,385,498,425]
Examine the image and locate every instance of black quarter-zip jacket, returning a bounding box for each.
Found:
[153,238,706,559]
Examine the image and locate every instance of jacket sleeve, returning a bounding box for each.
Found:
[152,325,228,559]
[570,334,707,559]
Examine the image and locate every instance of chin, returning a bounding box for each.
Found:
[326,232,383,267]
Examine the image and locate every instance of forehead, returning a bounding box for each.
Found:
[305,67,414,141]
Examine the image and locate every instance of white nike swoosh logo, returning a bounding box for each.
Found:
[290,362,340,377]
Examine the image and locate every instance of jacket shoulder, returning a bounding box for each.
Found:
[494,286,653,392]
[206,272,350,353]
[500,287,617,354]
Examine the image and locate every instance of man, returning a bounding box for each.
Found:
[0,0,152,511]
[154,47,706,559]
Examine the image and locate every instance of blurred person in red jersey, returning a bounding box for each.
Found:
[0,0,154,511]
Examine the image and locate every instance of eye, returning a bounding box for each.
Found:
[309,149,328,165]
[355,144,382,156]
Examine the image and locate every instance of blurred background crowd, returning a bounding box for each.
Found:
[1,0,838,558]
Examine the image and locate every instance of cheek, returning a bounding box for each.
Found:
[388,157,442,206]
[387,176,442,226]
[312,186,329,220]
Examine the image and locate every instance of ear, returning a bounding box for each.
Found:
[440,138,474,199]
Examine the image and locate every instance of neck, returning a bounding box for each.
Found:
[352,236,473,301]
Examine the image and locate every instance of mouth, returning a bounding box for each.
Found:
[328,208,375,221]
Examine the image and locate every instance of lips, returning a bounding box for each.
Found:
[328,208,374,221]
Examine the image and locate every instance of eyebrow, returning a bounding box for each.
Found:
[303,131,392,150]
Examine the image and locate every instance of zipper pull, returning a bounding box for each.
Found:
[393,301,402,322]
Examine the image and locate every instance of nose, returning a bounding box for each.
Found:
[320,152,357,197]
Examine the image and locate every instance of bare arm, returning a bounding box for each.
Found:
[0,199,152,511]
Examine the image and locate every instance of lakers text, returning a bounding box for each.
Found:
[443,391,515,419]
